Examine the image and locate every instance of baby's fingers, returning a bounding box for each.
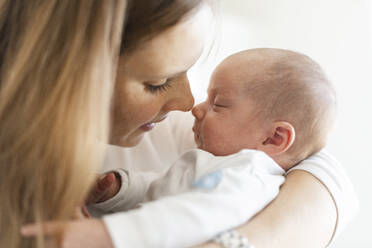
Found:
[86,173,116,204]
[21,221,65,237]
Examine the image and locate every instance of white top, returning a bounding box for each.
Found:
[96,111,358,248]
[92,149,285,248]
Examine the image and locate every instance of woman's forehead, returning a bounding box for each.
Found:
[121,5,212,80]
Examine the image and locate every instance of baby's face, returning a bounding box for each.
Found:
[192,59,267,156]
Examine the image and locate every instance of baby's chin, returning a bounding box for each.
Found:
[193,133,201,147]
[195,140,207,152]
[195,140,202,149]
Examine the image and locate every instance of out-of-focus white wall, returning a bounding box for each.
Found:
[189,0,372,247]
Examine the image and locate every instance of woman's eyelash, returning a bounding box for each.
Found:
[146,79,174,93]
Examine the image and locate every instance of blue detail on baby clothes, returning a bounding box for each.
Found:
[192,170,223,190]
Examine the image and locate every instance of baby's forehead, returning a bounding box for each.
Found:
[209,67,246,94]
[219,53,270,77]
[213,56,270,90]
[217,50,313,91]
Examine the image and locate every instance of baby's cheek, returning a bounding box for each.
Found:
[206,128,229,154]
[212,124,229,141]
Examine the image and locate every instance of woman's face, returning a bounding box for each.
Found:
[110,6,212,147]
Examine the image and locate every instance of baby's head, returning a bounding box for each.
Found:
[192,48,336,170]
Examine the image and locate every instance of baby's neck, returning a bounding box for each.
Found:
[270,154,296,171]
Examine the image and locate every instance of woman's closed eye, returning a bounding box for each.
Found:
[145,78,174,93]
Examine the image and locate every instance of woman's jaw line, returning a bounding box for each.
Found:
[111,115,169,147]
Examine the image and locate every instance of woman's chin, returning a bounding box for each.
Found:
[110,132,145,147]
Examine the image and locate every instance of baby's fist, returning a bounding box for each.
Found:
[87,172,121,204]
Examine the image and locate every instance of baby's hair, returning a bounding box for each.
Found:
[233,48,336,165]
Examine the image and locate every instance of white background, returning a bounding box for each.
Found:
[189,0,372,247]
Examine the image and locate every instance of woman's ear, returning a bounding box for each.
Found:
[258,121,295,156]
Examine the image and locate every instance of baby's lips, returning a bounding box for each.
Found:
[192,123,199,133]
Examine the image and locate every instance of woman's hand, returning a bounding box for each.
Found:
[196,170,337,248]
[21,200,114,248]
[194,243,221,248]
[21,219,114,248]
[20,173,121,248]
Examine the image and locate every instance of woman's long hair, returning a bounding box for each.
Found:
[0,1,126,247]
[0,0,211,247]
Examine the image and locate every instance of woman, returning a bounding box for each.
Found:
[0,0,356,248]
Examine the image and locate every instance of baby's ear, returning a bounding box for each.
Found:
[258,121,295,156]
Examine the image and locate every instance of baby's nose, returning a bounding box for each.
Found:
[192,103,204,120]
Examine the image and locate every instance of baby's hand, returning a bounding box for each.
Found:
[86,172,121,204]
[21,219,114,248]
[74,205,92,219]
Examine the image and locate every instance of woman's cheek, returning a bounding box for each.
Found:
[138,98,162,123]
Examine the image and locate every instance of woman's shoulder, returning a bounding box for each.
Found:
[288,149,359,241]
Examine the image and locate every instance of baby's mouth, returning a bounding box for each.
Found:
[192,123,199,137]
[192,127,201,147]
[194,133,200,146]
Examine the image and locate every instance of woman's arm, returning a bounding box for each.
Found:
[196,170,337,248]
[21,171,334,248]
[101,151,285,248]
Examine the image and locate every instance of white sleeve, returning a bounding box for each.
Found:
[89,168,158,213]
[90,148,207,213]
[90,148,216,213]
[103,150,285,248]
[90,112,196,215]
[287,149,359,244]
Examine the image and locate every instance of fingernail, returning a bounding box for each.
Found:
[20,226,32,236]
[98,175,112,191]
[106,173,115,185]
[98,180,106,191]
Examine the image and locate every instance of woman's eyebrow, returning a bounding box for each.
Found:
[166,70,187,78]
[155,70,187,79]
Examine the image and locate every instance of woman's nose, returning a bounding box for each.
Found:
[192,103,205,120]
[163,79,195,112]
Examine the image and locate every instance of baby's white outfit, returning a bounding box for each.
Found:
[92,149,284,248]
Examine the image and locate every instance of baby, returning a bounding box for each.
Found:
[90,48,336,248]
[192,47,336,170]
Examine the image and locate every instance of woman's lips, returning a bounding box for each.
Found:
[140,116,167,132]
[140,122,155,131]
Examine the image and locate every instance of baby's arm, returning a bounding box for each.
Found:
[88,168,162,213]
[89,149,228,213]
[103,150,285,248]
[88,150,200,213]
